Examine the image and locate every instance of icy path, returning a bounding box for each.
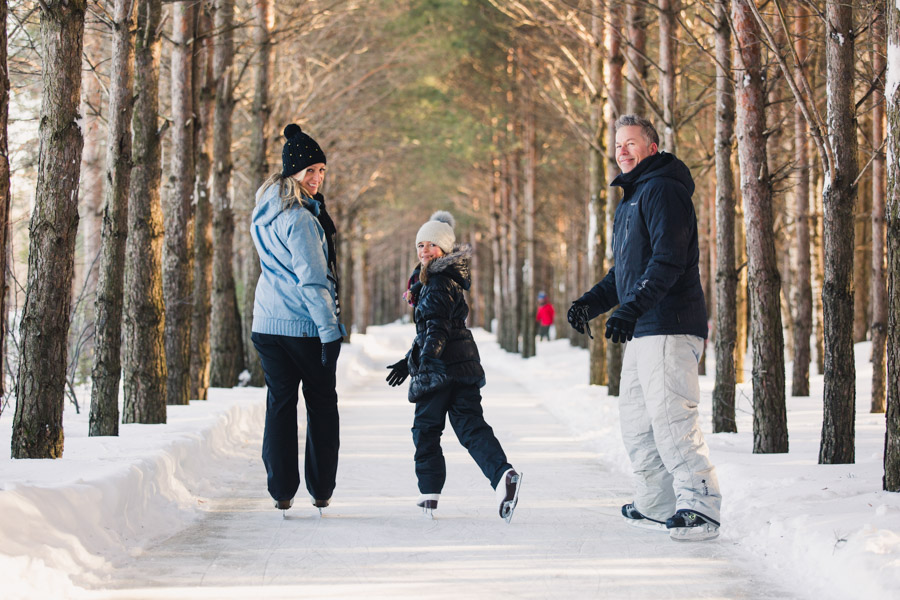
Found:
[80,329,799,600]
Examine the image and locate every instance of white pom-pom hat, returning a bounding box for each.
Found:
[416,211,456,254]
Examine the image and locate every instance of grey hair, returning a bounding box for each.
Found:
[614,114,660,147]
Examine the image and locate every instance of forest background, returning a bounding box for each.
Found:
[0,0,899,490]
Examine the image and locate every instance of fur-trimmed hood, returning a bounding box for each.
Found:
[422,243,472,291]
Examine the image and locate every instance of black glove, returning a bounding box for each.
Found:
[321,337,342,367]
[386,358,409,387]
[419,354,446,375]
[567,301,594,339]
[605,303,642,344]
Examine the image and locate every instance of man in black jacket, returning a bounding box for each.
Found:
[568,115,722,541]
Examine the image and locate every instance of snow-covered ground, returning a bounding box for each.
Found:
[1,323,898,599]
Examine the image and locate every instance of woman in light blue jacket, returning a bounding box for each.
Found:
[251,124,345,514]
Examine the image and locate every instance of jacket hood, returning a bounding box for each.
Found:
[611,152,695,197]
[424,244,472,290]
[253,183,321,227]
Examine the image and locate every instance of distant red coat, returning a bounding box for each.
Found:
[536,303,555,326]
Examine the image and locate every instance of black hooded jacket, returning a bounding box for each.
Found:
[405,245,486,402]
[577,151,708,339]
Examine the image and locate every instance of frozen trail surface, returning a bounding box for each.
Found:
[88,326,797,600]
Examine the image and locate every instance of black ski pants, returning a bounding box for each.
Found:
[412,383,511,494]
[251,332,340,503]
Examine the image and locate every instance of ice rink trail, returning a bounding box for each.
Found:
[86,339,801,600]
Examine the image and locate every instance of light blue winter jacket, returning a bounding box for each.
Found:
[251,183,346,343]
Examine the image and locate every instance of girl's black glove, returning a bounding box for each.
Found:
[386,358,409,387]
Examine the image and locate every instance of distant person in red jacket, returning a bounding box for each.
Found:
[535,292,555,341]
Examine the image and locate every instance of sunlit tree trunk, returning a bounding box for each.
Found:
[209,0,244,386]
[819,0,857,465]
[870,7,886,414]
[89,0,135,435]
[883,0,900,492]
[163,0,195,405]
[11,0,86,457]
[732,0,787,454]
[657,0,678,152]
[190,4,214,400]
[625,1,648,116]
[0,0,11,405]
[605,3,624,394]
[122,0,166,424]
[243,0,270,386]
[712,0,737,433]
[588,1,606,383]
[521,89,536,359]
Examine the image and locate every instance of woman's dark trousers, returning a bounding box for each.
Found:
[412,383,511,494]
[251,332,340,503]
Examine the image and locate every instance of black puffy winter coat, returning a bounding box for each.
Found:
[577,151,708,339]
[405,245,486,402]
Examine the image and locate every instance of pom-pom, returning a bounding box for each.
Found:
[429,210,455,230]
[283,123,302,139]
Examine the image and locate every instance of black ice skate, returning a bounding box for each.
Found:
[311,497,330,516]
[666,509,720,542]
[621,503,667,531]
[496,468,522,523]
[274,498,293,518]
[417,493,439,519]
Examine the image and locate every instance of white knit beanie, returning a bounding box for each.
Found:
[416,211,456,254]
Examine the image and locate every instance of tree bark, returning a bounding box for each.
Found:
[605,3,624,395]
[588,1,606,383]
[732,0,787,454]
[713,0,737,433]
[791,4,812,397]
[89,0,135,435]
[122,0,166,424]
[163,0,195,405]
[0,0,11,405]
[657,0,678,152]
[243,0,270,386]
[884,0,900,492]
[11,0,86,457]
[521,90,536,359]
[818,0,857,465]
[209,0,244,387]
[870,7,886,414]
[190,4,214,400]
[625,1,648,116]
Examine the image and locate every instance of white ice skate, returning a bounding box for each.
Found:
[496,468,522,523]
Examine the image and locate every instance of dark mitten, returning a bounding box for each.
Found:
[321,338,343,367]
[605,303,642,344]
[419,354,446,375]
[386,358,410,387]
[567,302,594,339]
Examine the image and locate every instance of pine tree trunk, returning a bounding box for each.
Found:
[89,0,135,435]
[521,100,536,359]
[883,0,900,492]
[122,0,166,424]
[490,153,501,335]
[209,0,244,387]
[657,0,678,153]
[0,0,11,405]
[625,1,648,116]
[712,0,737,433]
[163,0,195,405]
[243,0,270,386]
[588,2,606,383]
[190,5,214,400]
[811,161,826,375]
[732,0,787,454]
[870,7,886,414]
[11,0,86,457]
[507,147,520,353]
[79,27,104,298]
[818,0,857,465]
[605,4,624,395]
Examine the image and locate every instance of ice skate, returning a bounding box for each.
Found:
[311,497,330,516]
[666,509,720,542]
[496,468,522,523]
[621,503,667,531]
[274,498,293,518]
[417,493,439,519]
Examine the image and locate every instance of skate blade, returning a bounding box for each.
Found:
[282,510,288,519]
[669,525,720,542]
[421,507,435,520]
[624,517,668,532]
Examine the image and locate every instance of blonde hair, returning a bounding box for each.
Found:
[257,172,314,211]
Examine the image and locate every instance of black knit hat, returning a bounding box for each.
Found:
[281,123,326,178]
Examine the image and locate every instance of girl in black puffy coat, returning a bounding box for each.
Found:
[386,211,522,522]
